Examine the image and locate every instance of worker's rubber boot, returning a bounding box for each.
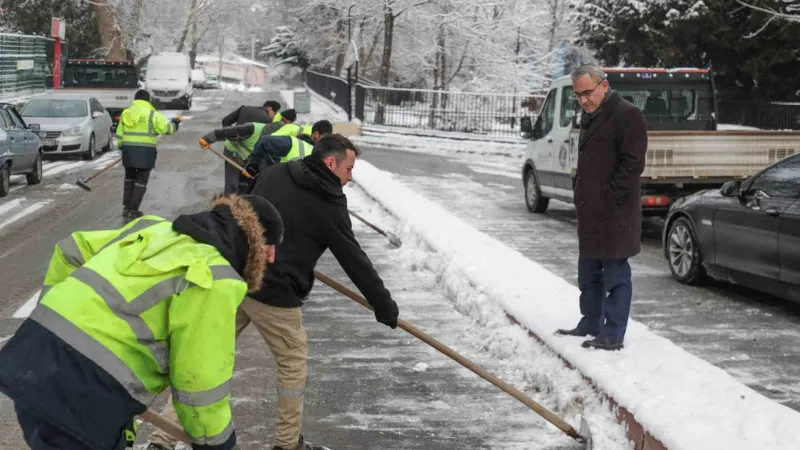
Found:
[128,184,147,217]
[122,178,134,215]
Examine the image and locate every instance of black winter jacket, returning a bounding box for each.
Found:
[247,154,399,326]
[221,105,270,126]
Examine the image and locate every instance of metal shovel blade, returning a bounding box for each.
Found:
[578,417,593,450]
[387,232,403,248]
[76,177,92,192]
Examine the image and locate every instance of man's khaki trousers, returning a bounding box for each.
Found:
[149,298,308,449]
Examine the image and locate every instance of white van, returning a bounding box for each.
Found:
[145,52,193,110]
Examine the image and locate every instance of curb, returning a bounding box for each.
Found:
[503,313,668,450]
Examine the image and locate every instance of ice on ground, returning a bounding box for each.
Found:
[350,160,800,450]
[411,362,429,373]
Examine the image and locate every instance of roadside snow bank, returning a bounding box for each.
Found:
[351,130,526,158]
[352,160,800,450]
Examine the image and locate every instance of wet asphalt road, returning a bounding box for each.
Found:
[0,90,630,449]
[356,141,800,412]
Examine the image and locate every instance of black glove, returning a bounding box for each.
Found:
[375,299,399,329]
[170,117,181,131]
[244,162,259,177]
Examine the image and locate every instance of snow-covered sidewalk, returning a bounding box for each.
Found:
[351,160,800,450]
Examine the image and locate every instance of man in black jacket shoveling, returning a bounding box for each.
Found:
[147,134,399,450]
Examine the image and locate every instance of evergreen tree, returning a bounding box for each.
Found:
[0,0,101,58]
[260,26,309,70]
[574,0,800,100]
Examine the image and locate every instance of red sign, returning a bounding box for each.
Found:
[51,18,65,40]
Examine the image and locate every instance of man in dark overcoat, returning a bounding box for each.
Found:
[556,64,648,350]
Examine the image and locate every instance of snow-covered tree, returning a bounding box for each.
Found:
[261,25,310,70]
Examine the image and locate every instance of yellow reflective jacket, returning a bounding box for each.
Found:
[115,100,176,169]
[33,216,246,448]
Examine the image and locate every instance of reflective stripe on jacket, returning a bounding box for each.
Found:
[33,216,246,447]
[222,122,267,160]
[280,137,312,163]
[116,100,176,169]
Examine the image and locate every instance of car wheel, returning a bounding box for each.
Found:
[83,134,96,160]
[524,168,549,213]
[666,216,706,284]
[0,164,10,197]
[26,153,43,185]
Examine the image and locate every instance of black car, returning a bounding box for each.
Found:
[663,152,800,303]
[0,103,44,197]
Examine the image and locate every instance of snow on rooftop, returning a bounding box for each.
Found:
[351,160,800,450]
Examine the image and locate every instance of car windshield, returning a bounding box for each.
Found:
[63,65,138,88]
[22,99,88,118]
[147,67,184,81]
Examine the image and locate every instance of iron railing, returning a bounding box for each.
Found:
[718,100,800,131]
[305,69,350,118]
[355,85,544,137]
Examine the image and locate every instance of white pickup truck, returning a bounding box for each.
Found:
[520,68,800,217]
[58,59,139,129]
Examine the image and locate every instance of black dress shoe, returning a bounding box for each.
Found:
[555,326,592,337]
[581,337,624,351]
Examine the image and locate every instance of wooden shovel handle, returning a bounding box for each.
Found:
[312,270,583,439]
[86,157,123,182]
[139,409,192,445]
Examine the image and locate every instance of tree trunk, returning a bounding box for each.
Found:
[375,3,394,124]
[92,1,126,59]
[190,23,200,68]
[333,18,346,77]
[429,27,441,129]
[176,0,199,52]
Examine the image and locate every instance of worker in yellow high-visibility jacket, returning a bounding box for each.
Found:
[0,193,284,450]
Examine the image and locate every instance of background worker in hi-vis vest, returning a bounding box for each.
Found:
[244,120,333,177]
[199,109,299,194]
[115,90,182,219]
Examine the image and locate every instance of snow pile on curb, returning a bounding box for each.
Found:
[345,185,633,449]
[352,160,800,450]
[351,130,526,158]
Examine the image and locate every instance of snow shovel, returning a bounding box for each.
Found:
[139,408,192,445]
[348,210,402,247]
[314,270,593,449]
[203,143,404,248]
[76,156,123,191]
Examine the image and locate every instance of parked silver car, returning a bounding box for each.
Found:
[20,94,114,160]
[0,103,43,197]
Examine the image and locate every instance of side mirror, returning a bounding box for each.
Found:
[28,123,40,132]
[92,111,104,118]
[720,180,742,197]
[520,116,533,139]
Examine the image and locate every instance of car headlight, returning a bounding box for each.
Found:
[62,127,83,137]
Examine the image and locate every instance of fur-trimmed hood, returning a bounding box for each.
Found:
[173,194,283,293]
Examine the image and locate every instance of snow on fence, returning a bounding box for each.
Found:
[355,85,545,137]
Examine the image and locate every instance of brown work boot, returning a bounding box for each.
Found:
[273,434,331,450]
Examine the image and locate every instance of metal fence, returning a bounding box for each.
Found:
[355,85,544,137]
[305,69,350,118]
[0,33,65,103]
[718,100,800,130]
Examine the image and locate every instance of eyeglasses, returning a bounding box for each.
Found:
[574,80,606,99]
